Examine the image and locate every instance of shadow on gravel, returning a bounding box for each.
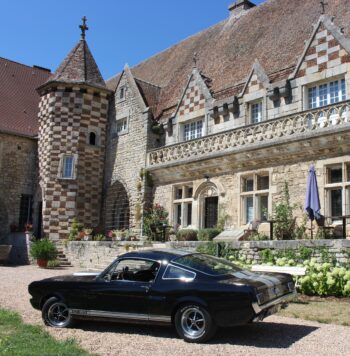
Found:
[74,319,318,348]
[212,321,319,348]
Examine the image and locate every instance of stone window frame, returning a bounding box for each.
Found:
[117,85,127,102]
[240,172,270,225]
[116,116,129,136]
[57,153,78,180]
[181,117,204,142]
[172,183,194,228]
[324,161,350,220]
[305,77,347,110]
[87,127,101,147]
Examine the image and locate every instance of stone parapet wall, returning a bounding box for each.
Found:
[63,241,150,270]
[167,239,350,265]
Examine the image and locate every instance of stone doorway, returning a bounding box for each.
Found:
[204,196,218,228]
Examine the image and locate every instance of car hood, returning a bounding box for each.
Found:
[221,269,292,290]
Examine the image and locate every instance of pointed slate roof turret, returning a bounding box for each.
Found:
[38,17,108,93]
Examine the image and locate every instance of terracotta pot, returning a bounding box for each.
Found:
[37,259,48,268]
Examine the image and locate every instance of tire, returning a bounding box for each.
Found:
[42,297,73,328]
[174,304,217,343]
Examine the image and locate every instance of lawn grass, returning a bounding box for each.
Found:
[278,295,350,327]
[0,308,91,356]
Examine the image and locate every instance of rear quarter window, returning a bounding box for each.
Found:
[162,265,196,282]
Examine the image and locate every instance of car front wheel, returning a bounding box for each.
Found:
[174,304,216,343]
[42,297,73,328]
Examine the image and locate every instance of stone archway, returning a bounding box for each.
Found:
[194,182,219,229]
[105,181,130,231]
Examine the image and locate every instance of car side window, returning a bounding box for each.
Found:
[108,259,160,283]
[162,265,196,282]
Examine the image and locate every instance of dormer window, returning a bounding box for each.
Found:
[308,79,346,109]
[250,101,263,124]
[183,119,203,141]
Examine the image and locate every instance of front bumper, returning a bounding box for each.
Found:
[252,290,297,314]
[30,297,40,310]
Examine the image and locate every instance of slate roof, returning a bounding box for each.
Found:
[106,0,350,119]
[45,39,107,90]
[0,57,50,137]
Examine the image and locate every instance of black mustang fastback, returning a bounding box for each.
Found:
[29,249,296,342]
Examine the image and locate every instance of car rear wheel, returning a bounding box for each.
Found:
[174,304,216,343]
[42,297,73,328]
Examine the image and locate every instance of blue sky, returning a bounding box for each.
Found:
[0,0,265,79]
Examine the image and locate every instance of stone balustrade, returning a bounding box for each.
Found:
[147,100,350,168]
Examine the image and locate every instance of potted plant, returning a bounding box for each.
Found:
[30,239,58,268]
[84,228,93,241]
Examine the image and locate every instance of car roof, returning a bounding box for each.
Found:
[120,248,192,262]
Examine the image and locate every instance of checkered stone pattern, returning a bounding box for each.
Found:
[297,24,350,78]
[178,77,205,116]
[245,73,264,94]
[38,88,108,240]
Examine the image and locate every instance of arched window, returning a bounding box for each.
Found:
[105,181,130,231]
[89,132,96,146]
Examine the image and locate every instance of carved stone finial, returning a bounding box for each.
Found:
[320,1,328,14]
[79,16,88,40]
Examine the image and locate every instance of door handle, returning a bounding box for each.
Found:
[140,285,150,292]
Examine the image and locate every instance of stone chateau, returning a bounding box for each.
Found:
[1,0,350,241]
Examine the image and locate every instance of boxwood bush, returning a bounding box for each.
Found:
[197,228,221,241]
[176,229,198,241]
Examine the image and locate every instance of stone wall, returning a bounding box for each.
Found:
[104,70,158,232]
[63,241,150,270]
[153,155,350,235]
[0,133,38,241]
[62,239,350,271]
[167,239,350,265]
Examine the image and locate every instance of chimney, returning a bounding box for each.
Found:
[228,0,256,19]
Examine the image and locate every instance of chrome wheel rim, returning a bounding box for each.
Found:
[47,302,70,327]
[180,307,206,339]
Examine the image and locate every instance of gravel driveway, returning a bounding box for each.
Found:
[0,265,349,356]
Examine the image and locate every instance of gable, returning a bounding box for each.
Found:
[295,21,350,78]
[175,68,212,120]
[178,77,206,117]
[241,60,270,97]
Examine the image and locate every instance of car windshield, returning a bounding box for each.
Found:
[173,254,242,276]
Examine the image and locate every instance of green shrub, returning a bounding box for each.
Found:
[197,228,221,241]
[47,260,61,268]
[176,229,198,241]
[143,204,169,241]
[68,218,84,241]
[30,239,57,261]
[259,249,275,264]
[196,241,217,256]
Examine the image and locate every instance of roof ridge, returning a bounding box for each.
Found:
[134,76,161,89]
[0,57,50,73]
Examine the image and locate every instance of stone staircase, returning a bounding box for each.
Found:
[55,242,72,268]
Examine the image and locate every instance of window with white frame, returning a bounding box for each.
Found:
[250,101,263,124]
[308,79,346,109]
[183,120,203,141]
[173,184,193,227]
[60,155,75,179]
[116,117,128,134]
[241,173,269,224]
[325,163,350,219]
